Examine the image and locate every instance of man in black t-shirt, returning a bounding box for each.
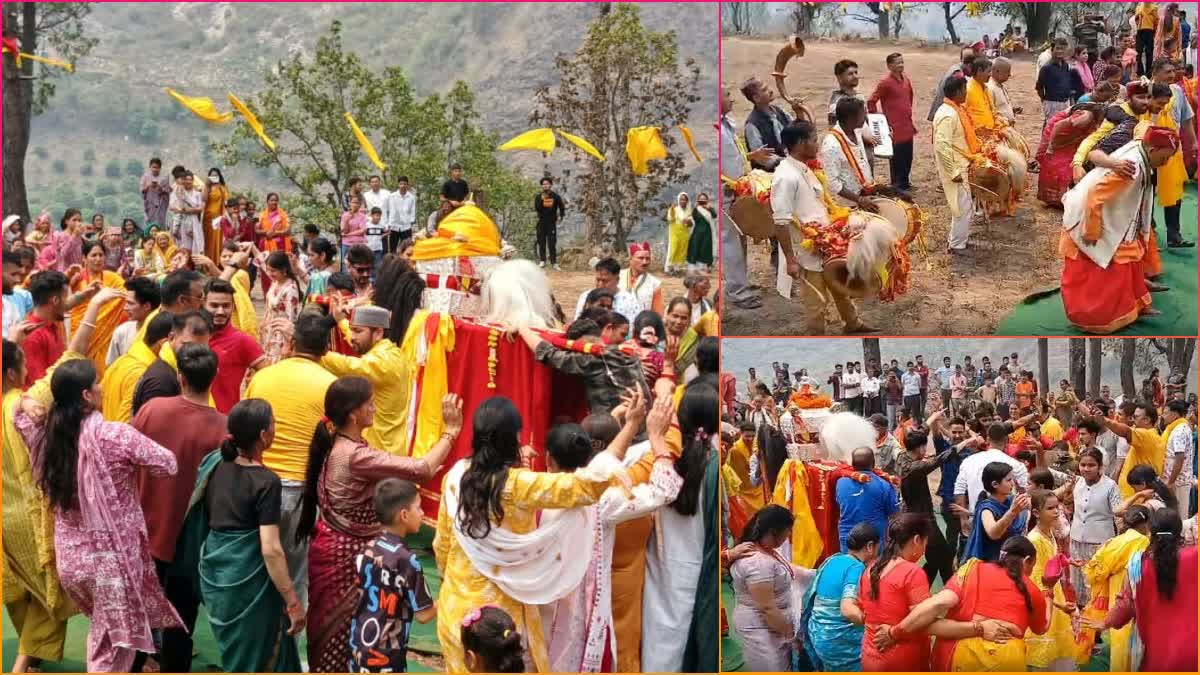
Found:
[131,310,212,416]
[533,177,566,269]
[440,163,470,207]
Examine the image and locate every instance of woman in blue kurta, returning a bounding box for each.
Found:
[802,522,881,671]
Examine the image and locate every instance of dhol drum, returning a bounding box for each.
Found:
[821,209,899,298]
[728,195,776,242]
[864,196,924,245]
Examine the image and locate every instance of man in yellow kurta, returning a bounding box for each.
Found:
[320,305,412,455]
[726,422,766,514]
[1147,59,1196,248]
[964,57,1000,130]
[1096,402,1166,497]
[100,311,175,422]
[933,75,982,252]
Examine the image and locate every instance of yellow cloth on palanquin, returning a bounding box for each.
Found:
[411,204,501,261]
[69,270,126,377]
[727,437,766,513]
[1083,528,1149,672]
[771,459,824,567]
[2,354,82,661]
[398,309,455,458]
[433,467,612,672]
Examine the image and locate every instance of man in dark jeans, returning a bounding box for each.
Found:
[895,423,959,586]
[930,412,973,568]
[533,177,566,270]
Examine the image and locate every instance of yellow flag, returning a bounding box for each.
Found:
[625,126,668,175]
[165,88,232,124]
[5,51,73,72]
[678,125,702,163]
[227,92,275,151]
[499,127,557,154]
[555,129,605,161]
[345,112,386,171]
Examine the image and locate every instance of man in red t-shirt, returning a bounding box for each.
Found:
[202,278,266,413]
[132,343,228,673]
[22,270,72,386]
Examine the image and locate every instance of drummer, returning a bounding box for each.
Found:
[820,97,882,212]
[771,121,878,336]
[932,76,983,253]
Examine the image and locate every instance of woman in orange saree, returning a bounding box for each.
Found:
[201,168,231,262]
[256,192,291,294]
[69,240,126,377]
[1037,103,1108,206]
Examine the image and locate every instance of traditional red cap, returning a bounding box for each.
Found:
[1126,79,1151,97]
[628,241,652,256]
[1143,125,1180,152]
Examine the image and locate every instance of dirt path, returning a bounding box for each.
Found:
[721,37,1064,336]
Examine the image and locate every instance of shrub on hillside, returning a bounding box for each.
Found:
[105,160,122,178]
[52,159,67,174]
[80,164,94,177]
[83,149,96,162]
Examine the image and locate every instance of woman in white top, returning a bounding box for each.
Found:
[1070,447,1122,605]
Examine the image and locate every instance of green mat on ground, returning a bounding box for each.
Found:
[996,183,1197,335]
[722,512,1112,671]
[3,525,442,672]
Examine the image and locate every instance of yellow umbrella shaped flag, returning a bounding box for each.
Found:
[345,112,386,172]
[165,88,232,124]
[554,130,605,162]
[626,126,668,176]
[498,127,557,154]
[678,125,703,163]
[227,92,275,151]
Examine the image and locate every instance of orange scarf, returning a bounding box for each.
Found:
[944,97,982,154]
[829,127,869,189]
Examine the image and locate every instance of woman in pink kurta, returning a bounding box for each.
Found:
[16,358,183,672]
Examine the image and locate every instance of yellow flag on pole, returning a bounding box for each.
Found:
[625,126,668,175]
[555,130,605,161]
[3,49,73,72]
[345,112,386,172]
[678,125,703,162]
[165,88,232,124]
[498,128,557,154]
[227,92,275,151]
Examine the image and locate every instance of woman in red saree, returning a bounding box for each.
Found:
[296,376,462,672]
[873,535,1050,671]
[1037,102,1107,206]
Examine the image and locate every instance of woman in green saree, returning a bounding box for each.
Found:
[685,192,715,273]
[173,399,305,672]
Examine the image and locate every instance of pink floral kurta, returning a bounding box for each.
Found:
[16,410,183,672]
[261,278,302,364]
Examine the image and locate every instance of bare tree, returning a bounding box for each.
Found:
[1086,338,1103,398]
[1069,338,1087,397]
[862,338,882,372]
[942,2,968,44]
[1149,338,1197,392]
[1037,338,1049,396]
[1120,339,1137,398]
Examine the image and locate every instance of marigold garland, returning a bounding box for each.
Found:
[486,328,500,389]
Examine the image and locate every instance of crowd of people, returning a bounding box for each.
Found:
[1,151,722,673]
[720,2,1198,335]
[720,348,1198,672]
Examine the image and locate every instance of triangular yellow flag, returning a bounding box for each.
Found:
[625,126,668,176]
[554,130,605,162]
[499,128,557,154]
[165,88,232,124]
[678,125,702,163]
[4,50,73,72]
[345,112,386,172]
[227,92,275,151]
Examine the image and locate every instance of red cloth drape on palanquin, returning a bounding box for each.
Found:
[409,313,589,522]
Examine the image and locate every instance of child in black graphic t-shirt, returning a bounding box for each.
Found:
[349,479,435,673]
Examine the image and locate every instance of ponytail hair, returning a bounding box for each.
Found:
[869,513,931,600]
[1127,464,1178,510]
[297,376,373,544]
[673,382,718,516]
[997,535,1036,614]
[1124,503,1151,530]
[461,606,525,673]
[1148,507,1183,601]
[38,359,97,511]
[221,399,274,462]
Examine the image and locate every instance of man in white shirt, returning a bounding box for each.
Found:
[953,422,1031,535]
[1161,399,1196,510]
[862,368,881,418]
[819,97,878,210]
[362,175,390,230]
[901,362,923,422]
[383,175,417,253]
[935,356,956,411]
[771,121,875,335]
[106,276,161,365]
[842,363,863,416]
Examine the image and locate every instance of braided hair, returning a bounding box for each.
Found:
[868,513,931,600]
[997,535,1036,613]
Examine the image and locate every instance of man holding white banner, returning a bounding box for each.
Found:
[867,52,917,191]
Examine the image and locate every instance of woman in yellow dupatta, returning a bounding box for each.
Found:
[150,231,177,280]
[1082,505,1152,671]
[664,296,700,374]
[665,192,693,274]
[69,240,126,376]
[201,168,231,262]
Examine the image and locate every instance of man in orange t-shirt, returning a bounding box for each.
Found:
[1015,372,1036,410]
